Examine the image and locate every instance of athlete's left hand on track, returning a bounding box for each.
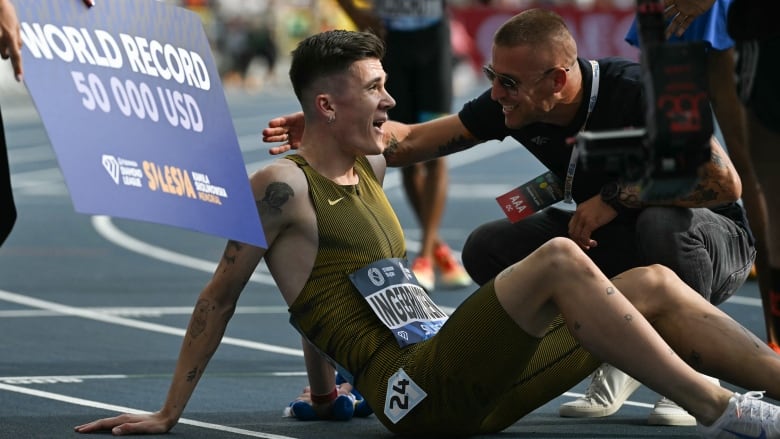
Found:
[74,412,173,435]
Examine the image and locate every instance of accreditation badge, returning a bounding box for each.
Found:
[496,170,564,222]
[349,258,449,347]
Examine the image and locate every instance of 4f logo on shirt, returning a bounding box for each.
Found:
[384,368,427,424]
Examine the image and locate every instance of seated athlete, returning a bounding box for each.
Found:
[74,29,780,438]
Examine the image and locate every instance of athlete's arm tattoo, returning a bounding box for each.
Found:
[606,286,616,295]
[222,240,242,265]
[259,182,294,216]
[188,299,213,340]
[219,182,293,271]
[186,366,199,382]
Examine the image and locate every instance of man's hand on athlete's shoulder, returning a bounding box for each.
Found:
[264,112,304,155]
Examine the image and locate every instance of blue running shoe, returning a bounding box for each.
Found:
[330,394,356,421]
[286,400,318,421]
[336,372,373,417]
[350,387,374,417]
[284,395,355,421]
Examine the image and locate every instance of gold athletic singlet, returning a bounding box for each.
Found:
[286,154,599,436]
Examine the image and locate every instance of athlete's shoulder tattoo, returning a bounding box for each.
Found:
[259,181,294,216]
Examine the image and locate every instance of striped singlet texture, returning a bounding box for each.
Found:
[284,154,599,435]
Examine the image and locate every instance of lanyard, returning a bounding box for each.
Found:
[563,60,600,204]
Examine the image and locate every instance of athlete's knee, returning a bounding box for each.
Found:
[624,264,684,316]
[534,237,591,274]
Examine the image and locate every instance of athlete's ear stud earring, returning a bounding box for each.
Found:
[327,114,335,124]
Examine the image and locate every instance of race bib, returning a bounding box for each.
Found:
[349,258,449,347]
[384,368,427,424]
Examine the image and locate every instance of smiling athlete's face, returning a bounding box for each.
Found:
[330,58,396,156]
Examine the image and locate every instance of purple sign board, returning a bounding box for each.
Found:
[15,0,266,248]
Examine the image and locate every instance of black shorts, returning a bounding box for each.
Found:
[383,19,453,123]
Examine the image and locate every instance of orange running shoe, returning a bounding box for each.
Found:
[433,244,472,289]
[411,257,435,292]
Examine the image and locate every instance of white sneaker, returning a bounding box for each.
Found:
[559,364,641,417]
[698,391,780,438]
[649,375,720,426]
[649,397,697,426]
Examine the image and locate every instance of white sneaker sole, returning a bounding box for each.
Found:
[559,377,642,418]
[647,411,697,426]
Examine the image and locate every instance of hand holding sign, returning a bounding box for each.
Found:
[0,0,93,81]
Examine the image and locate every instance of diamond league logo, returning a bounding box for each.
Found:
[102,154,120,185]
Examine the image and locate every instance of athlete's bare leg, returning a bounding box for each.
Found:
[402,159,447,261]
[492,237,779,426]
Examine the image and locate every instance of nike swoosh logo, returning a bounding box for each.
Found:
[724,428,767,439]
[328,197,345,206]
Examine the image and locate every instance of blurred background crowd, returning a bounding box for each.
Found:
[159,0,641,93]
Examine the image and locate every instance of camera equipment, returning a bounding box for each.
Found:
[578,0,713,201]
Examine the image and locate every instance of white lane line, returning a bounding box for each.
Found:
[0,289,303,357]
[0,382,298,439]
[724,295,762,307]
[0,375,127,384]
[0,306,289,318]
[91,215,277,285]
[0,373,307,383]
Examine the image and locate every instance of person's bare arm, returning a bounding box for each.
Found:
[73,237,266,435]
[382,114,481,167]
[75,164,300,435]
[616,136,741,209]
[264,112,481,167]
[264,112,304,155]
